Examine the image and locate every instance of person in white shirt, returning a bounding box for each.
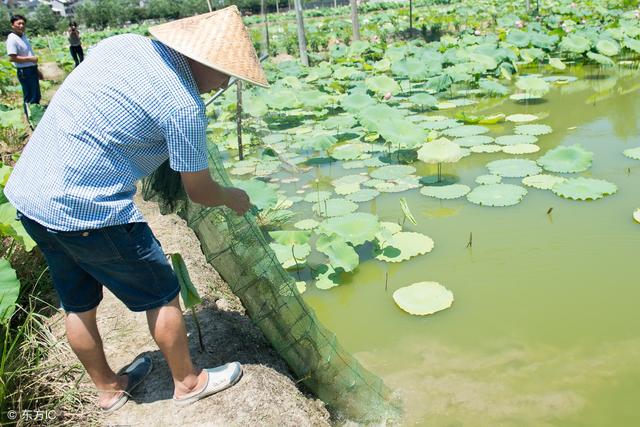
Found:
[5,14,41,115]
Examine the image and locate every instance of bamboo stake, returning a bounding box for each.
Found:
[294,0,309,66]
[350,0,360,41]
[206,0,212,12]
[236,81,244,160]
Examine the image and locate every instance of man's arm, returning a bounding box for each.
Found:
[8,53,38,64]
[180,169,250,215]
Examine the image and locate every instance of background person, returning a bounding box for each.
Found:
[6,14,41,115]
[68,21,84,67]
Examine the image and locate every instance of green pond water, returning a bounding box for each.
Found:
[279,66,640,426]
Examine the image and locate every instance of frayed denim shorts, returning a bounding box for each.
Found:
[18,212,180,313]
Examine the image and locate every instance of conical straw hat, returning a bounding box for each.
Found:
[149,6,269,88]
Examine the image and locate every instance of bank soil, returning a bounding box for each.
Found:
[48,195,330,426]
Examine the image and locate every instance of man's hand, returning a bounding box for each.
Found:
[222,187,251,216]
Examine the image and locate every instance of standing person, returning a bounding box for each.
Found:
[6,14,41,115]
[4,6,269,412]
[68,21,84,67]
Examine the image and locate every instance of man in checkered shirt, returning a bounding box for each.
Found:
[5,8,268,412]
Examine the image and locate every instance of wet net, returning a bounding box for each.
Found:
[142,146,400,423]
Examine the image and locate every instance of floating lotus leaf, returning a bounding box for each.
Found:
[376,221,402,242]
[495,134,538,146]
[334,183,360,195]
[596,39,620,56]
[231,179,278,210]
[560,35,591,54]
[467,184,528,207]
[332,174,369,187]
[299,133,337,152]
[341,91,377,113]
[365,75,401,96]
[269,242,311,269]
[319,212,380,246]
[506,29,530,48]
[634,209,640,224]
[295,281,306,294]
[376,176,420,193]
[522,174,567,190]
[475,174,502,185]
[454,135,495,147]
[549,57,566,70]
[421,119,463,131]
[408,93,438,108]
[393,282,454,316]
[363,157,386,167]
[417,138,465,164]
[551,177,617,201]
[346,189,380,203]
[442,125,490,138]
[487,159,542,178]
[304,191,332,203]
[471,144,503,153]
[376,232,435,263]
[266,87,301,109]
[329,142,367,160]
[537,144,593,173]
[515,124,553,136]
[294,219,319,230]
[503,144,540,154]
[510,93,541,101]
[586,51,615,67]
[315,234,359,272]
[479,79,510,96]
[516,77,550,97]
[269,230,311,245]
[313,198,359,217]
[420,184,470,199]
[370,165,416,180]
[506,114,539,123]
[315,265,342,290]
[623,147,640,160]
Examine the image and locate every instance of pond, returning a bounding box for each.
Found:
[279,66,640,426]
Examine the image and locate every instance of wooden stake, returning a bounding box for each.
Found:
[236,81,244,160]
[294,0,309,66]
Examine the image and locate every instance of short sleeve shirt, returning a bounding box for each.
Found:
[4,34,209,231]
[6,32,37,68]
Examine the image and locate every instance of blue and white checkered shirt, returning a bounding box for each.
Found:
[5,34,209,231]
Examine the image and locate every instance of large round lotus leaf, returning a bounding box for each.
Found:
[231,179,278,210]
[313,198,359,217]
[549,57,566,70]
[551,177,617,201]
[315,234,359,272]
[377,176,420,193]
[503,144,540,154]
[467,184,528,207]
[365,75,401,96]
[506,29,530,48]
[332,174,369,187]
[487,159,542,178]
[315,265,341,290]
[409,93,438,108]
[586,51,615,67]
[417,138,465,164]
[370,165,416,180]
[346,189,380,203]
[479,79,510,96]
[515,77,550,97]
[495,134,538,146]
[294,219,319,230]
[341,91,377,113]
[455,135,494,147]
[634,209,640,224]
[623,147,640,160]
[393,282,454,316]
[304,191,332,203]
[506,114,539,123]
[510,93,541,102]
[596,39,620,56]
[269,242,311,269]
[475,174,502,185]
[329,143,367,160]
[471,144,503,153]
[334,183,360,195]
[537,144,593,173]
[515,124,553,136]
[319,212,380,246]
[269,230,311,245]
[560,35,591,53]
[442,125,490,138]
[420,184,470,199]
[376,232,435,263]
[522,174,567,190]
[421,119,463,131]
[624,36,640,53]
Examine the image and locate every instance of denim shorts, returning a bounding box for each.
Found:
[18,212,180,313]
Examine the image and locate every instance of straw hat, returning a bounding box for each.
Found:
[149,6,269,88]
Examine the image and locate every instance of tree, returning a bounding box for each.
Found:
[30,4,61,35]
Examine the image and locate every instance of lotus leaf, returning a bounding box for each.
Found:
[596,39,620,56]
[623,147,640,160]
[420,184,471,199]
[334,183,360,195]
[421,119,463,131]
[623,36,640,53]
[487,159,542,178]
[516,77,550,97]
[436,101,457,110]
[586,51,615,67]
[304,191,332,203]
[341,91,377,113]
[408,93,438,108]
[312,198,359,217]
[470,144,503,153]
[475,174,502,185]
[329,143,367,160]
[515,124,553,136]
[269,242,311,269]
[346,189,380,203]
[315,264,342,290]
[560,35,591,54]
[0,109,24,128]
[315,234,359,272]
[417,138,465,164]
[266,87,301,109]
[549,57,566,70]
[521,174,567,190]
[506,29,530,48]
[479,79,510,96]
[370,165,416,180]
[318,212,380,246]
[231,179,278,210]
[332,174,369,187]
[376,232,434,263]
[442,125,490,138]
[295,281,306,294]
[506,114,539,123]
[634,209,640,224]
[521,48,545,63]
[455,135,494,147]
[537,144,593,173]
[551,177,617,201]
[294,219,319,230]
[0,258,20,321]
[495,134,538,146]
[269,230,311,246]
[503,144,540,154]
[510,93,541,102]
[365,75,401,96]
[393,282,454,316]
[376,176,420,193]
[467,184,528,207]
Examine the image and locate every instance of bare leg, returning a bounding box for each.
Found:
[65,308,128,408]
[146,296,207,398]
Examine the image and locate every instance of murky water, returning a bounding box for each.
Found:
[296,65,640,426]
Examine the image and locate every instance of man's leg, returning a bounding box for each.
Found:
[146,295,207,399]
[70,46,79,67]
[65,307,129,408]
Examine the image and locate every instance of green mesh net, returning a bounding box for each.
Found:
[142,146,401,423]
